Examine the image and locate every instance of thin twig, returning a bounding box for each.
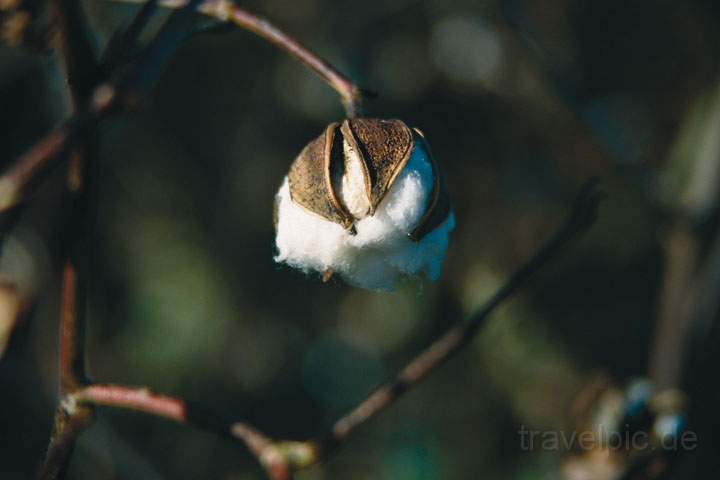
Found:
[40,2,205,479]
[40,2,100,478]
[39,0,102,480]
[0,84,118,214]
[58,261,86,391]
[60,181,601,479]
[52,0,102,103]
[223,5,363,117]
[321,179,601,451]
[39,403,95,480]
[0,0,204,214]
[72,384,306,480]
[0,0,364,213]
[112,0,365,117]
[101,0,159,72]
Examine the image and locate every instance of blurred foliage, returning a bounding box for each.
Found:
[2,0,720,479]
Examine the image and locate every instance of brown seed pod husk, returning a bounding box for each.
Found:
[285,119,451,241]
[288,122,355,230]
[408,128,452,242]
[340,118,414,215]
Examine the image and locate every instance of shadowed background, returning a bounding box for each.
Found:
[2,0,720,478]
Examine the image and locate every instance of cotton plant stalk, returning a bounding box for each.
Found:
[274,118,455,291]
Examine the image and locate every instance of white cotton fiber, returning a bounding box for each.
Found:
[274,140,455,291]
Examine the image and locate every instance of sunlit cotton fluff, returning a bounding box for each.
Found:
[274,139,455,291]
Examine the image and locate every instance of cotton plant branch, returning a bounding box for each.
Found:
[0,0,365,214]
[0,76,116,213]
[0,0,204,215]
[0,73,118,214]
[111,0,366,117]
[52,0,102,103]
[49,180,601,479]
[40,262,95,480]
[39,2,205,479]
[40,1,118,478]
[317,179,601,452]
[67,384,310,480]
[39,1,99,474]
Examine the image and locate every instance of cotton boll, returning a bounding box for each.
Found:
[274,118,455,291]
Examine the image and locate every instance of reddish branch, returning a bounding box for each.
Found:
[223,5,363,117]
[39,1,101,478]
[59,261,85,391]
[69,384,310,479]
[76,385,187,421]
[0,0,363,213]
[39,403,94,480]
[0,127,70,212]
[0,84,118,214]
[115,0,365,117]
